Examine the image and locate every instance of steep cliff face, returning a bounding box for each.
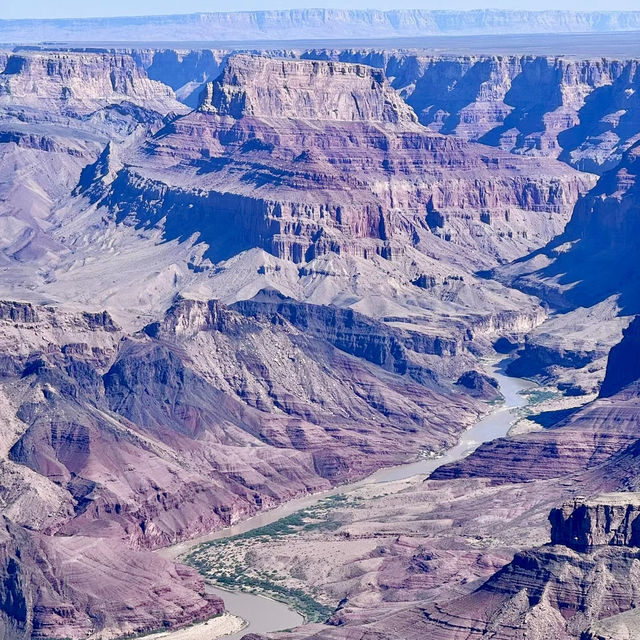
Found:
[0,51,181,115]
[394,55,640,173]
[94,55,593,270]
[600,316,640,398]
[201,56,417,124]
[550,494,640,551]
[135,48,640,173]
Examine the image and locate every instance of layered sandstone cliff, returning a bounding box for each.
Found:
[0,51,182,115]
[134,48,640,172]
[92,55,593,276]
[550,494,640,551]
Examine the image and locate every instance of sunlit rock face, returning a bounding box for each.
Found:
[137,48,640,173]
[94,54,593,269]
[199,56,418,124]
[0,51,181,115]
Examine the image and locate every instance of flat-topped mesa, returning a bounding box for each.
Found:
[0,51,180,114]
[550,494,640,552]
[199,54,418,124]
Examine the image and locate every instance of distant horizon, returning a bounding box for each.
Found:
[4,2,640,21]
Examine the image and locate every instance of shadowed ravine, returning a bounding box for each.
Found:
[156,361,536,639]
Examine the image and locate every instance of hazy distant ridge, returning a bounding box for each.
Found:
[3,9,640,43]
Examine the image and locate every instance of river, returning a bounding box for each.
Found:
[160,361,535,639]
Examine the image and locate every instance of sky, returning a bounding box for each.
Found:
[2,0,639,20]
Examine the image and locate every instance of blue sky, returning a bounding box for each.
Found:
[3,0,638,20]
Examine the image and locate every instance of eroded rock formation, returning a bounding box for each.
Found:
[550,494,640,551]
[0,42,637,640]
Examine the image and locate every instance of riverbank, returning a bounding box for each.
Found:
[132,614,244,640]
[167,360,538,639]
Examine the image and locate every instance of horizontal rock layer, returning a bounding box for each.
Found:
[3,10,640,42]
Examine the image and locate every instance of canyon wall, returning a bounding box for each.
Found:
[132,48,640,173]
[0,43,638,640]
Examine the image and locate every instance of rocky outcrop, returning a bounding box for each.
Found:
[200,56,417,124]
[371,497,640,639]
[0,515,222,640]
[505,339,600,379]
[454,370,500,399]
[550,494,640,551]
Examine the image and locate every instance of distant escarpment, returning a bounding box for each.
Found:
[0,51,182,115]
[3,10,640,43]
[386,54,640,174]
